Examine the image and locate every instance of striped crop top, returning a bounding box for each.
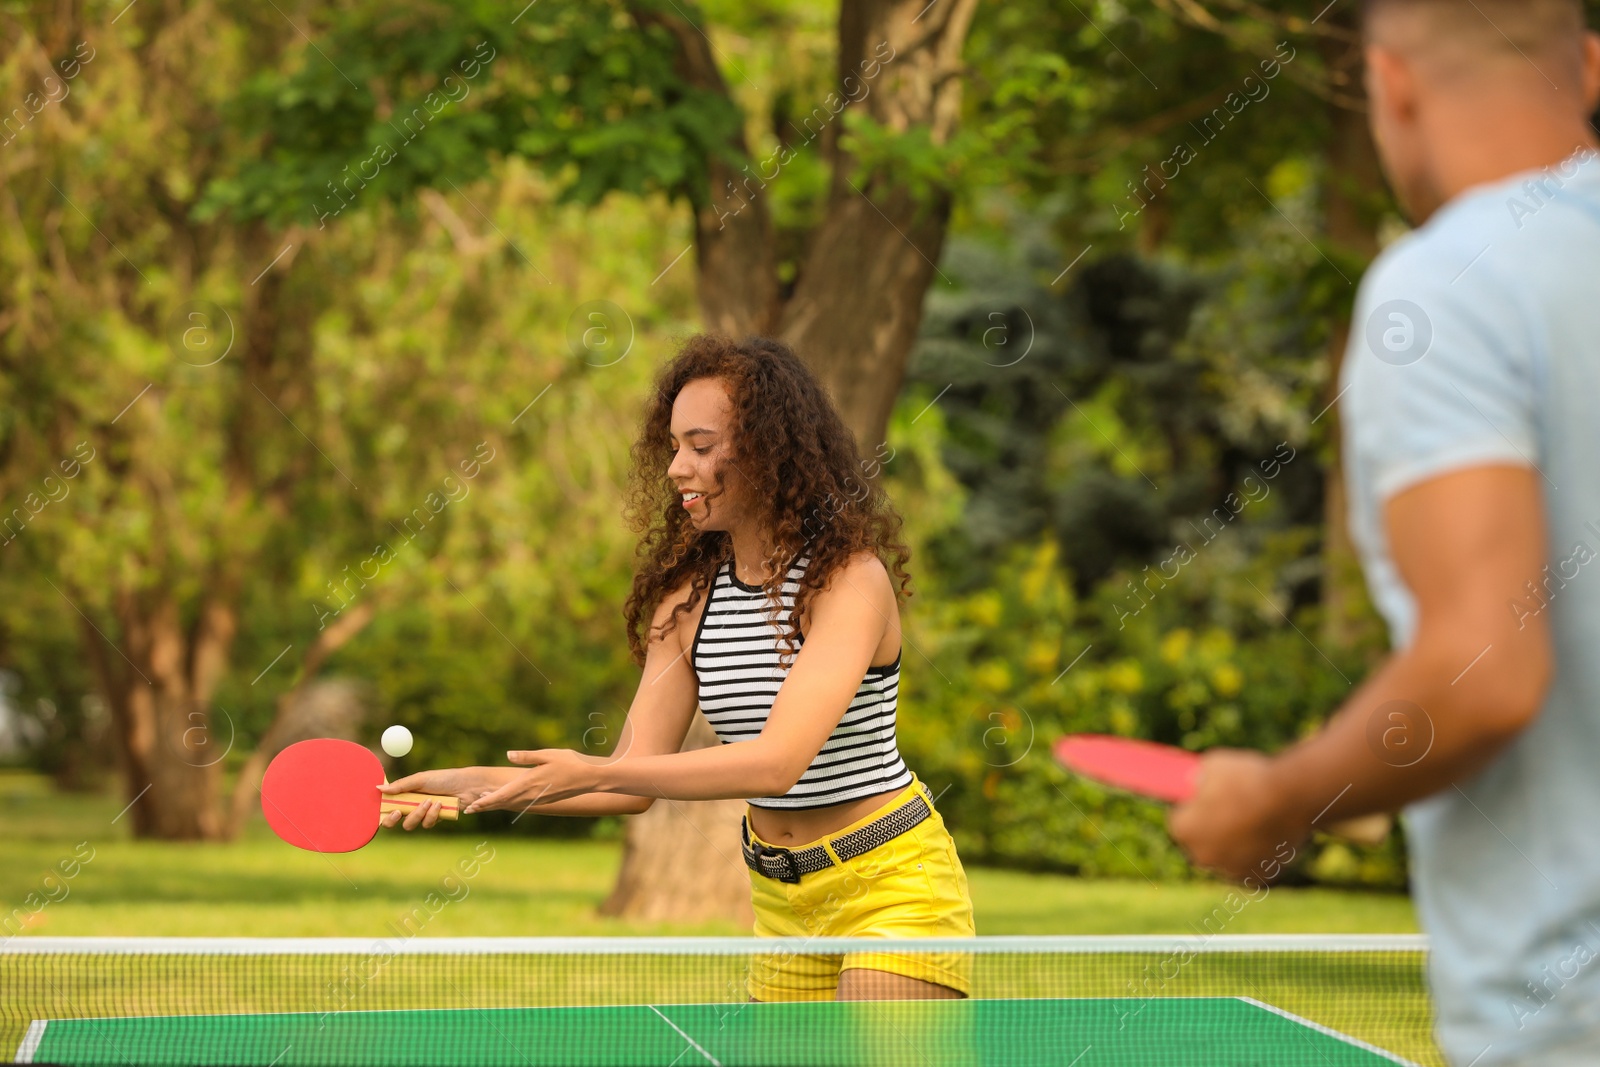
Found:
[689,553,914,809]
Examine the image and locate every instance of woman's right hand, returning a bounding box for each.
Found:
[379,767,510,831]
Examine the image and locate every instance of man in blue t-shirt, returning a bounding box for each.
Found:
[1170,2,1600,1063]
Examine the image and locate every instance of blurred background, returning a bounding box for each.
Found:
[4,0,1597,940]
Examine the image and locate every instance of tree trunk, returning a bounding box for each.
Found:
[780,177,954,449]
[629,4,782,338]
[599,713,756,926]
[780,0,979,449]
[1317,16,1385,650]
[82,587,236,839]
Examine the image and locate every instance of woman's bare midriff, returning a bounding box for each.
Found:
[747,786,906,845]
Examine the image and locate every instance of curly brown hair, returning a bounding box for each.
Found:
[621,334,913,670]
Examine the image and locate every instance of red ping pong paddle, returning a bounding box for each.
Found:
[261,738,460,853]
[1053,734,1392,846]
[1054,735,1201,803]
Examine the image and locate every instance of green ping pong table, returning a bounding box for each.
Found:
[16,996,1422,1066]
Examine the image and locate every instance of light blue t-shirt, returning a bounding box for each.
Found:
[1342,148,1600,1066]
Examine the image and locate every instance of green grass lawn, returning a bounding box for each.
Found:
[1,770,1417,938]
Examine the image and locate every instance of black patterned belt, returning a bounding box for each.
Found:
[741,787,932,884]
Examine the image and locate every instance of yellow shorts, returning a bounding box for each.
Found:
[744,774,977,1001]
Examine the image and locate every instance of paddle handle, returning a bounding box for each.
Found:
[380,791,461,821]
[1323,813,1391,847]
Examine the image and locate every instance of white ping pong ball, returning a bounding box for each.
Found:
[381,725,413,758]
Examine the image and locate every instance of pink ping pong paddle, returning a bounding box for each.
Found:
[261,738,460,853]
[1054,735,1202,803]
[1053,734,1392,846]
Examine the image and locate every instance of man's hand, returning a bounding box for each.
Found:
[1168,749,1311,883]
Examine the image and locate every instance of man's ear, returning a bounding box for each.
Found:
[1365,44,1417,127]
[1581,32,1600,116]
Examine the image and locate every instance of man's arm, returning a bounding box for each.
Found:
[1170,464,1555,880]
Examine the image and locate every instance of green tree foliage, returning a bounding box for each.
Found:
[198,1,743,228]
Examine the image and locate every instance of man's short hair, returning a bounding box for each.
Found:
[1362,0,1588,78]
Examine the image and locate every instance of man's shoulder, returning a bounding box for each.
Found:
[1366,156,1600,305]
[1362,209,1503,303]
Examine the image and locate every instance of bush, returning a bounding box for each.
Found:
[894,532,1405,889]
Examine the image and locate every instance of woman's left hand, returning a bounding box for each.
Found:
[463,749,608,814]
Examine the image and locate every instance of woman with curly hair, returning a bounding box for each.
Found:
[382,333,976,1001]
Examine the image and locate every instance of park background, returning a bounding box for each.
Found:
[4,0,1597,940]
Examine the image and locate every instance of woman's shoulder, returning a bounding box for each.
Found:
[809,549,891,603]
[829,548,887,581]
